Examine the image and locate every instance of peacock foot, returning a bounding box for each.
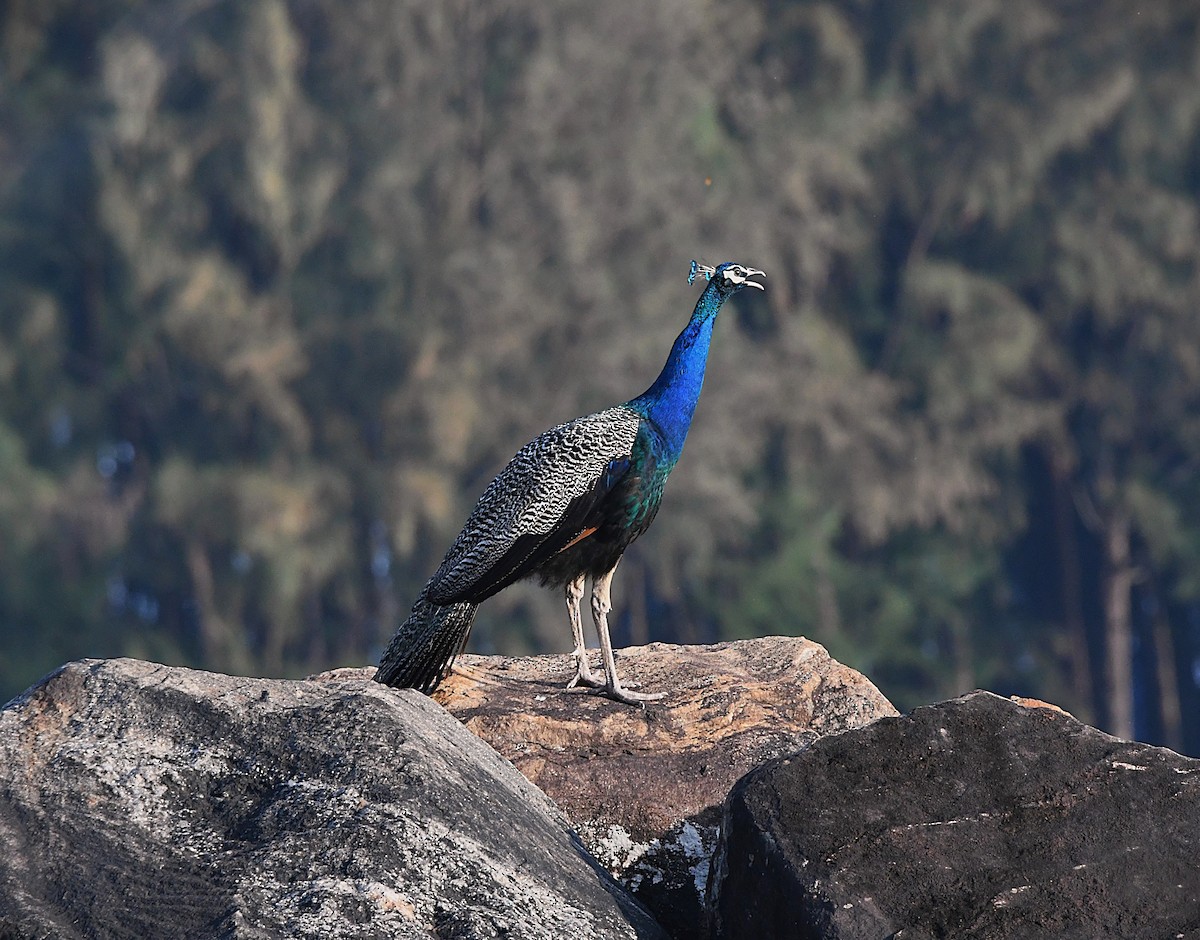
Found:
[598,683,666,706]
[566,659,606,690]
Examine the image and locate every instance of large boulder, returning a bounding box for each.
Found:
[412,636,897,937]
[0,658,666,940]
[710,690,1200,939]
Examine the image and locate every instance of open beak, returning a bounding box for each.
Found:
[745,268,766,290]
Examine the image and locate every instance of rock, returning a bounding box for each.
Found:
[0,658,666,940]
[710,690,1200,940]
[335,636,896,938]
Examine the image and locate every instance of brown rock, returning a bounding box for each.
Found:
[344,635,897,937]
[1009,694,1074,717]
[435,636,894,835]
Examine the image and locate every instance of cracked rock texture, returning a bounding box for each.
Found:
[411,635,897,938]
[710,690,1200,940]
[0,658,665,940]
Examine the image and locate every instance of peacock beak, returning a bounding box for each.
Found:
[745,268,766,290]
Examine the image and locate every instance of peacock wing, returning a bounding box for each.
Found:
[426,406,641,605]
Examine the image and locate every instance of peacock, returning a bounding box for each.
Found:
[374,260,766,704]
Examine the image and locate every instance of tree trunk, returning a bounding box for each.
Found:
[628,561,650,646]
[1153,603,1183,751]
[948,613,975,698]
[1102,512,1136,740]
[1048,449,1094,722]
[186,540,247,674]
[812,552,842,645]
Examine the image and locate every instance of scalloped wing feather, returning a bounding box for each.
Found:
[426,406,642,604]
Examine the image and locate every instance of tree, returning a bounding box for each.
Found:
[2,0,1199,756]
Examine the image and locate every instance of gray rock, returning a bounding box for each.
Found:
[709,690,1200,940]
[0,658,666,940]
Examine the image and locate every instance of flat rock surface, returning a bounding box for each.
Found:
[432,637,896,841]
[338,636,897,937]
[710,690,1200,940]
[0,658,665,940]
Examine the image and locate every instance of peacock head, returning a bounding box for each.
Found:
[689,260,766,295]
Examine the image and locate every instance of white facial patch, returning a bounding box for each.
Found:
[721,265,766,290]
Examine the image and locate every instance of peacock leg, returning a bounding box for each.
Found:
[565,572,603,688]
[592,561,664,705]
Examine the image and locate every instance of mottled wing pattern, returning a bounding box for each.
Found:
[426,406,642,604]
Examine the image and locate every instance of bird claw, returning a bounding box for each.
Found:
[566,666,605,690]
[598,684,666,707]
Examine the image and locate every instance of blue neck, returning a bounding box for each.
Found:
[627,281,726,462]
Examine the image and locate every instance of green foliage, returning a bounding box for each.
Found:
[1,1,1198,752]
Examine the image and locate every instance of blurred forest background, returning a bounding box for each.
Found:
[2,0,1200,753]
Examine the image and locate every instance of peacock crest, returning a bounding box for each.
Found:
[689,260,716,284]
